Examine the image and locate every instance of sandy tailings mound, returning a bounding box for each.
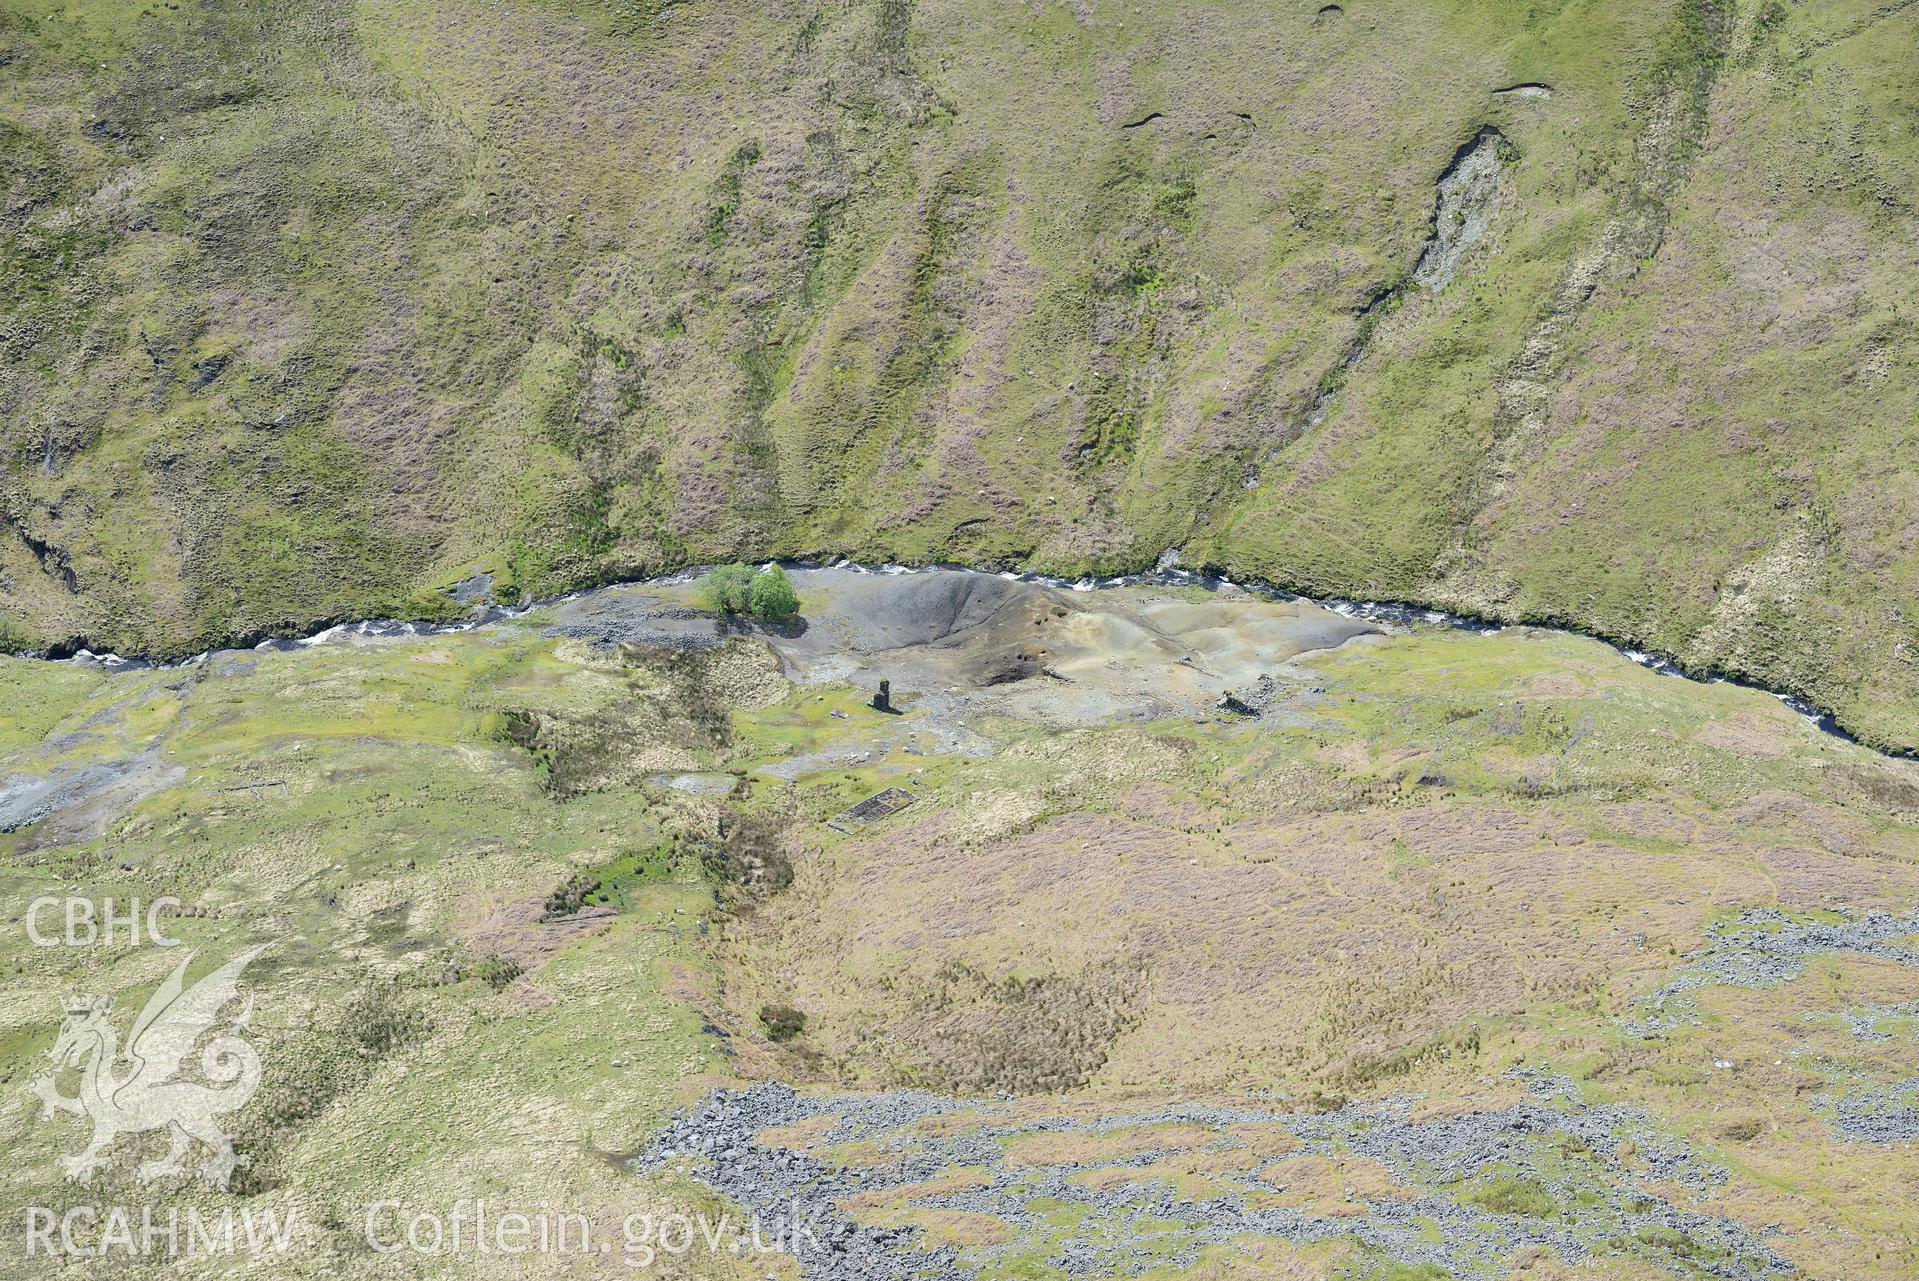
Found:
[766,568,1380,723]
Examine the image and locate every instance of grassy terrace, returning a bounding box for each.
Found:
[0,597,1913,1274]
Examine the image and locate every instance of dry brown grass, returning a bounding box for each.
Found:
[883,959,1144,1094]
[713,772,1919,1098]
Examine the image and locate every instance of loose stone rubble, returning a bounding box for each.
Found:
[638,1074,1796,1280]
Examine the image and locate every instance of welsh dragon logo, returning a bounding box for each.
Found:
[31,946,267,1190]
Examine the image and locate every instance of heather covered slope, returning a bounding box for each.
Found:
[2,0,1916,747]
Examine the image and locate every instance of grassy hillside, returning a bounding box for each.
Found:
[2,0,1915,747]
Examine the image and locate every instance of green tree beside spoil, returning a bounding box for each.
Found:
[698,563,800,622]
[746,565,800,621]
[697,563,757,614]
